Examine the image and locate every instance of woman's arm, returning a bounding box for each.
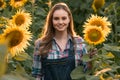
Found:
[32,39,43,79]
[74,37,87,67]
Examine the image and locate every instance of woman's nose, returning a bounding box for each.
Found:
[58,19,63,24]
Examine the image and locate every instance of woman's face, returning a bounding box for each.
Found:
[52,9,70,32]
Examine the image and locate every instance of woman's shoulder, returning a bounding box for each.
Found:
[34,38,42,45]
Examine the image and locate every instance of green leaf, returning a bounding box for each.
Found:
[13,52,32,61]
[71,66,86,80]
[82,54,91,62]
[86,75,99,80]
[0,74,28,80]
[11,63,35,80]
[103,44,120,52]
[14,63,27,75]
[109,51,120,58]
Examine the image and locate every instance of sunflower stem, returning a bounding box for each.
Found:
[113,4,117,43]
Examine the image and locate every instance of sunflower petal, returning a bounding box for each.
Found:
[10,0,28,8]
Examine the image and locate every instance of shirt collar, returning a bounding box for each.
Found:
[52,35,72,51]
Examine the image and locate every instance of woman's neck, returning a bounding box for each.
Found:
[54,31,68,40]
[54,31,68,52]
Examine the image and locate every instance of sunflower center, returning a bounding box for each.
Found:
[15,15,25,26]
[0,1,3,7]
[6,30,23,47]
[15,0,22,2]
[88,29,102,42]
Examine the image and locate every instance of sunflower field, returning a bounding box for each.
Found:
[0,0,120,80]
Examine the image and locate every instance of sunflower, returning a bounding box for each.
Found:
[10,0,27,8]
[2,26,32,57]
[0,35,6,44]
[0,0,6,9]
[92,0,105,13]
[83,26,105,45]
[83,14,111,37]
[10,9,32,29]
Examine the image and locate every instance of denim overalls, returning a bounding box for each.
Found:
[41,42,75,80]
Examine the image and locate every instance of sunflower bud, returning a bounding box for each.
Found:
[92,0,105,13]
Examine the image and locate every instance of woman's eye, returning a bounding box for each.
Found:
[53,17,67,20]
[62,17,67,20]
[53,17,59,20]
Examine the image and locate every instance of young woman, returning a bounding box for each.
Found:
[32,2,87,80]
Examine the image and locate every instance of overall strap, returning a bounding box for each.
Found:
[69,40,74,56]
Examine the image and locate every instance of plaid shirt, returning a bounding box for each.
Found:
[32,36,87,79]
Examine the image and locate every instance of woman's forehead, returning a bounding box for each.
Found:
[53,9,68,17]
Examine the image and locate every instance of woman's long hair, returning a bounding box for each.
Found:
[38,2,77,56]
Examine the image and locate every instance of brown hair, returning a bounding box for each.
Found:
[38,2,77,56]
